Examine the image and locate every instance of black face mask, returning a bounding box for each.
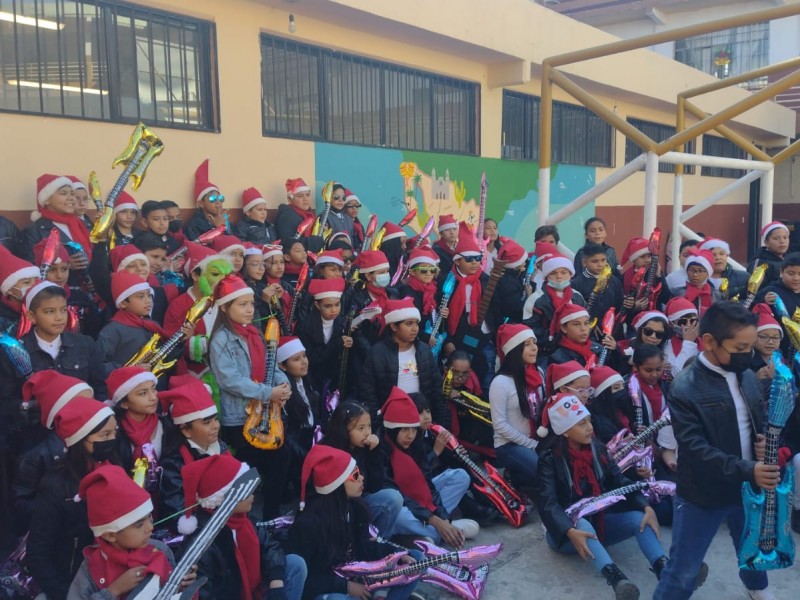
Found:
[168,220,182,234]
[91,438,117,462]
[611,389,629,405]
[719,350,753,374]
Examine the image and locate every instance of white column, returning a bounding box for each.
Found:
[643,151,659,235]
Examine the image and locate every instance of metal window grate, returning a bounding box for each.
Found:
[624,117,696,174]
[0,0,219,130]
[260,34,479,155]
[500,90,613,167]
[701,134,747,178]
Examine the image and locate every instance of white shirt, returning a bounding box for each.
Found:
[322,318,334,344]
[296,379,314,426]
[396,347,420,394]
[35,331,61,360]
[187,439,221,456]
[698,353,754,461]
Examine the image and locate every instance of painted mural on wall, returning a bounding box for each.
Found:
[314,142,596,251]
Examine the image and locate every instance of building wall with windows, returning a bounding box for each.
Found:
[0,0,795,258]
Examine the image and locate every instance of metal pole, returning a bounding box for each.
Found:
[545,153,648,226]
[671,173,683,274]
[760,166,774,227]
[770,136,800,165]
[680,57,800,99]
[643,152,659,236]
[680,170,764,222]
[660,152,773,171]
[683,101,771,162]
[538,64,553,227]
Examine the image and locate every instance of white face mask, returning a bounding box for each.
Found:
[547,279,570,291]
[10,283,33,302]
[373,272,391,288]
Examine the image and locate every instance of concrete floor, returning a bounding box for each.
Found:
[416,514,800,600]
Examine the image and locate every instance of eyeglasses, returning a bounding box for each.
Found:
[412,267,439,275]
[642,327,666,339]
[565,385,595,399]
[460,255,483,263]
[674,317,697,328]
[757,334,782,343]
[450,369,470,379]
[331,195,345,200]
[347,467,362,482]
[207,194,225,204]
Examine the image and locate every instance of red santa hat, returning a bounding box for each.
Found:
[684,248,713,276]
[22,370,92,429]
[277,336,306,363]
[79,464,153,536]
[241,187,267,213]
[111,270,151,307]
[327,232,353,249]
[590,366,624,398]
[534,241,558,262]
[285,178,311,198]
[299,444,357,510]
[381,222,406,243]
[752,303,782,334]
[550,302,590,338]
[67,175,87,192]
[107,365,158,406]
[23,280,61,311]
[184,241,218,276]
[214,273,252,306]
[344,189,360,205]
[0,249,40,295]
[496,323,536,361]
[384,297,421,325]
[160,380,217,425]
[541,254,575,279]
[454,222,481,259]
[309,277,345,300]
[540,392,590,436]
[631,310,668,331]
[178,453,251,534]
[53,396,114,447]
[113,191,138,215]
[437,214,458,233]
[243,242,263,258]
[316,249,345,268]
[497,240,527,270]
[212,235,246,256]
[110,244,149,272]
[379,387,421,429]
[356,250,389,273]
[33,238,70,266]
[761,221,789,246]
[545,360,590,395]
[621,237,650,269]
[699,237,730,255]
[194,159,220,205]
[36,173,73,207]
[665,297,698,322]
[408,247,439,268]
[262,244,284,261]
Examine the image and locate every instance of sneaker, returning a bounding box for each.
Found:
[746,588,777,600]
[408,592,426,600]
[452,518,480,539]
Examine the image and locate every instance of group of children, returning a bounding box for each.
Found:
[0,164,798,600]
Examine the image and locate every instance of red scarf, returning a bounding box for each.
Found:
[558,336,596,367]
[386,435,437,512]
[406,275,437,315]
[366,282,390,332]
[111,308,167,337]
[353,219,365,244]
[289,205,315,235]
[447,268,482,336]
[39,207,93,260]
[225,513,262,600]
[85,539,172,597]
[434,239,456,258]
[120,414,159,461]
[683,283,712,313]
[639,381,663,421]
[283,262,304,276]
[231,322,266,382]
[544,284,573,316]
[568,445,604,540]
[526,366,544,436]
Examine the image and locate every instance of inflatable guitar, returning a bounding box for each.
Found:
[565,480,676,525]
[739,350,796,571]
[426,272,456,360]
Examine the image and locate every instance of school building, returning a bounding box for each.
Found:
[1,0,798,259]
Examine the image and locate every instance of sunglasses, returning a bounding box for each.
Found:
[460,255,483,263]
[332,195,345,200]
[346,203,362,209]
[413,267,439,275]
[207,194,225,203]
[347,467,362,482]
[674,317,697,328]
[642,327,666,339]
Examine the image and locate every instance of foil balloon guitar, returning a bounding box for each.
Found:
[335,541,502,594]
[739,350,796,571]
[607,410,671,474]
[636,227,661,311]
[475,172,488,269]
[131,442,163,492]
[520,254,537,302]
[255,514,295,532]
[0,533,40,599]
[565,480,676,525]
[443,364,493,427]
[595,308,616,367]
[361,214,379,251]
[165,224,228,272]
[243,318,284,450]
[614,266,645,331]
[312,181,334,236]
[741,263,768,310]
[431,424,527,528]
[426,271,456,360]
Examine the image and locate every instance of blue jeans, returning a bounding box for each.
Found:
[313,549,423,600]
[363,488,404,538]
[480,341,497,393]
[495,442,538,489]
[546,511,664,572]
[283,554,308,600]
[653,495,767,600]
[391,469,471,542]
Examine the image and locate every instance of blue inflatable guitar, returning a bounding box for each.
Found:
[738,350,796,571]
[426,272,456,360]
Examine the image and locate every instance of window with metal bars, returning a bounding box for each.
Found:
[260,34,479,155]
[500,90,613,167]
[624,117,696,174]
[701,134,747,178]
[0,0,219,130]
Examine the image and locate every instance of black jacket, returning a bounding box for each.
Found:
[535,439,648,547]
[0,215,19,254]
[233,215,278,246]
[11,431,66,535]
[359,336,442,420]
[570,269,625,324]
[318,439,390,496]
[748,248,784,289]
[668,358,764,507]
[573,244,619,276]
[432,241,456,286]
[183,209,219,242]
[524,288,586,357]
[115,415,176,474]
[19,217,73,262]
[488,270,526,331]
[296,310,347,393]
[275,204,324,253]
[717,266,750,302]
[396,282,436,335]
[549,339,628,375]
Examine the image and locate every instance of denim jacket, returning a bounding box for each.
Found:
[209,326,289,426]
